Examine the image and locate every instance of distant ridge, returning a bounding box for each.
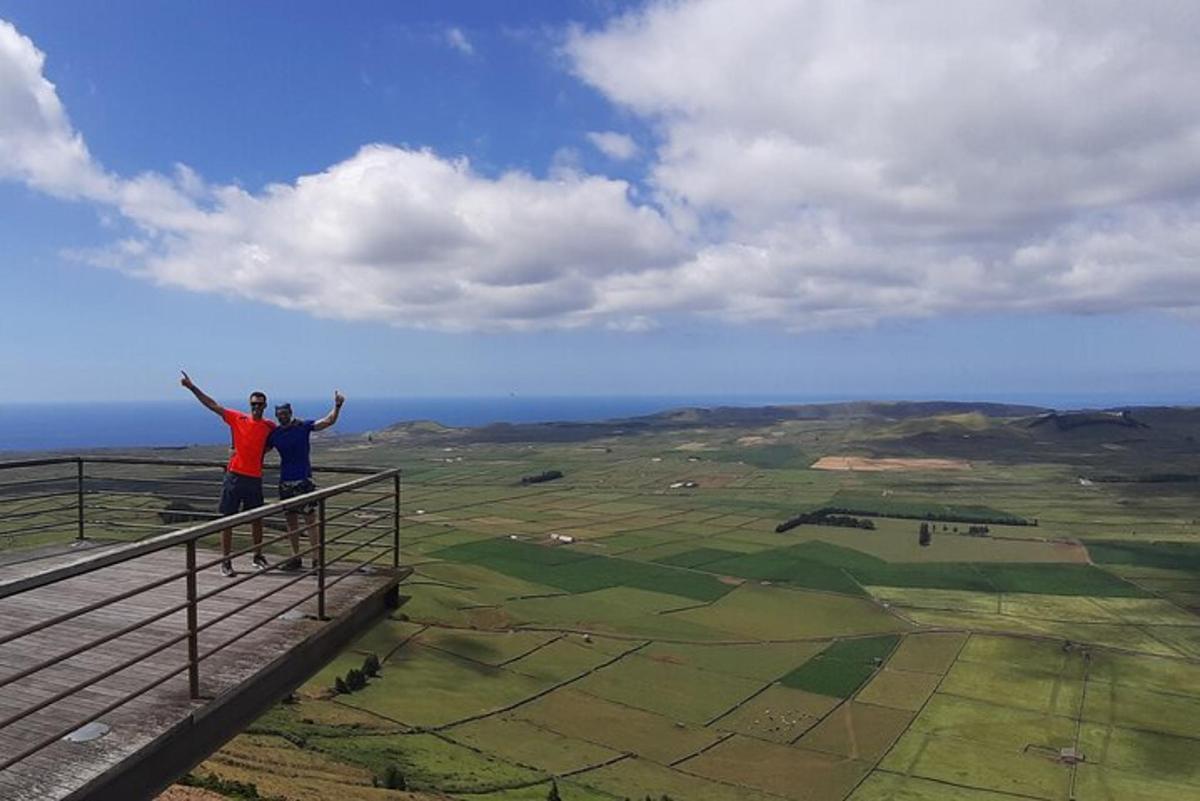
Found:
[1028,409,1149,431]
[376,400,1049,445]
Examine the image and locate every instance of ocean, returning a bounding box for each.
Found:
[0,392,1190,453]
[0,395,807,453]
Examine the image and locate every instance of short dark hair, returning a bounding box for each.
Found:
[249,391,267,402]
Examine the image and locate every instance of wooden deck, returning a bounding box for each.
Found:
[0,542,403,800]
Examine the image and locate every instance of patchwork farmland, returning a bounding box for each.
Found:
[134,403,1200,799]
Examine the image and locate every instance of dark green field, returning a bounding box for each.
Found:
[8,400,1200,800]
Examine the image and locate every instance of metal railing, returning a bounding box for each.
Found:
[0,456,402,774]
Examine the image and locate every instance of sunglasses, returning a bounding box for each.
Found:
[250,401,267,407]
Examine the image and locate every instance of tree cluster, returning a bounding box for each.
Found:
[521,469,564,485]
[776,512,875,533]
[333,653,381,695]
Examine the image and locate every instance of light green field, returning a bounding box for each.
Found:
[713,683,841,743]
[572,651,764,724]
[335,643,555,728]
[511,687,723,764]
[444,716,623,775]
[680,735,872,801]
[573,756,784,801]
[853,667,941,711]
[667,583,911,640]
[15,406,1196,799]
[639,639,830,682]
[797,701,914,761]
[886,632,966,674]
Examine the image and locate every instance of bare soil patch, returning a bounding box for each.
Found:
[812,456,971,472]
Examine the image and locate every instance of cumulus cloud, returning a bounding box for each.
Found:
[586,131,640,161]
[0,20,112,200]
[444,26,474,56]
[5,5,1200,333]
[567,0,1200,324]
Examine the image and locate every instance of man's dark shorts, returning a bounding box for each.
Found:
[279,478,318,515]
[218,471,264,516]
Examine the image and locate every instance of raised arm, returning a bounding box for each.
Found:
[179,371,225,417]
[312,390,345,431]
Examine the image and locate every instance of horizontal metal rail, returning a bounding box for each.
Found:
[0,468,398,599]
[0,454,403,780]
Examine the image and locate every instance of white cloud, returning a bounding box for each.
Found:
[444,26,474,56]
[6,6,1200,334]
[127,145,687,330]
[586,131,639,160]
[566,0,1200,324]
[0,20,112,200]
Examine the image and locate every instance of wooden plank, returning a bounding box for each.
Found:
[0,543,400,800]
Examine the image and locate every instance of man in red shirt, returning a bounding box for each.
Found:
[180,371,276,577]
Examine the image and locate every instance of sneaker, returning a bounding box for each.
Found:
[282,556,302,572]
[252,554,269,571]
[220,561,236,578]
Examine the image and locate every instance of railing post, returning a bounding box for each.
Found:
[317,498,327,620]
[185,539,200,699]
[392,472,400,569]
[75,458,85,542]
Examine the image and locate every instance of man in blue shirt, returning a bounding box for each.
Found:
[268,391,344,570]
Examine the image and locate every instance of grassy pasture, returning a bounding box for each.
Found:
[652,546,745,568]
[849,773,1027,801]
[461,782,621,801]
[504,634,629,683]
[679,735,872,801]
[854,667,941,711]
[502,586,731,640]
[668,583,911,640]
[512,688,722,764]
[886,632,966,674]
[797,701,914,761]
[415,628,558,666]
[1083,681,1200,740]
[573,756,784,801]
[766,519,1089,563]
[67,407,1200,799]
[901,607,1190,657]
[334,643,554,728]
[639,639,829,682]
[572,652,764,724]
[432,537,734,601]
[1078,721,1200,788]
[444,716,623,775]
[713,684,839,743]
[822,490,1028,525]
[939,659,1083,718]
[1086,539,1200,571]
[779,635,899,698]
[880,729,1072,799]
[307,731,545,793]
[193,734,385,801]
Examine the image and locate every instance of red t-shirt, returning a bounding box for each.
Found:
[222,409,276,478]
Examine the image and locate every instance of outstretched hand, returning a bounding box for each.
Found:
[180,370,194,389]
[334,390,345,408]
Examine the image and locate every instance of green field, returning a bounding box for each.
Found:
[9,401,1200,801]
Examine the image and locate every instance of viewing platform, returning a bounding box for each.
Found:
[0,457,408,801]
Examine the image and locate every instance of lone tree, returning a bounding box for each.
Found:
[918,522,932,547]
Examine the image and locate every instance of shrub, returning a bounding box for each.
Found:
[363,653,381,678]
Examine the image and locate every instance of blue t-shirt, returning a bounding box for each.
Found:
[268,420,316,482]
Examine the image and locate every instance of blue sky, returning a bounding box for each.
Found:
[1,1,1199,405]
